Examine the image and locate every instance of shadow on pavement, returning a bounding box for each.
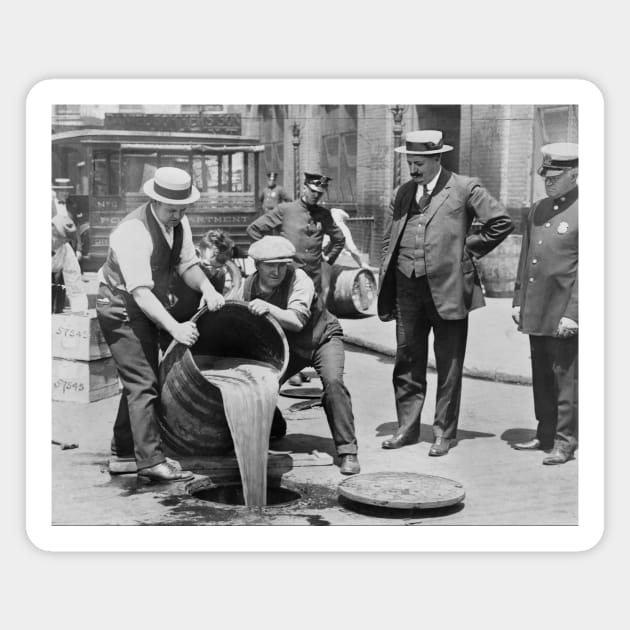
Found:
[501,427,537,447]
[375,422,494,444]
[338,495,465,521]
[268,432,337,460]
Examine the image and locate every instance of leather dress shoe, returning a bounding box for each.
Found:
[339,454,361,475]
[543,443,576,465]
[109,456,183,475]
[429,437,454,457]
[138,460,194,482]
[513,438,552,451]
[381,433,419,449]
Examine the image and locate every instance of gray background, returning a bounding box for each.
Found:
[5,0,625,628]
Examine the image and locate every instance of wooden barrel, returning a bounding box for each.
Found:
[159,301,289,456]
[326,266,378,316]
[477,234,522,298]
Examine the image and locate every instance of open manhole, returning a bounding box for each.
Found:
[189,480,301,508]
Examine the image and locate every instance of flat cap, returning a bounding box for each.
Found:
[248,235,296,263]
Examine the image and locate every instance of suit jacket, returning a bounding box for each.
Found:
[377,170,513,321]
[512,187,578,336]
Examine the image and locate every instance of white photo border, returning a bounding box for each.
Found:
[26,78,604,552]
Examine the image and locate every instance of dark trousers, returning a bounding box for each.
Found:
[393,271,468,440]
[96,285,166,470]
[529,335,579,449]
[282,335,358,456]
[52,272,66,314]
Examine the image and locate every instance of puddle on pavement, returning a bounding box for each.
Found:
[99,465,463,525]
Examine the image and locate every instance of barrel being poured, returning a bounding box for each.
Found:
[159,302,289,507]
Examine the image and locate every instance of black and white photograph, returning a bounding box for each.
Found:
[26,80,603,551]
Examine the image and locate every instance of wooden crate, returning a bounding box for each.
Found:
[51,309,111,361]
[52,357,120,403]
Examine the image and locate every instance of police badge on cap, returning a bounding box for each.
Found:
[304,172,331,193]
[538,143,579,176]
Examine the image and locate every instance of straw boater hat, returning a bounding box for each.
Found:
[143,167,200,205]
[52,178,74,190]
[537,143,579,176]
[394,130,453,155]
[248,236,296,263]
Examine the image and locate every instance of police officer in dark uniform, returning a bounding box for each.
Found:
[259,171,291,213]
[247,172,345,294]
[512,143,579,465]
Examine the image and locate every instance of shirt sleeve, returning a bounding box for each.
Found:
[176,216,199,276]
[61,244,88,311]
[287,269,315,325]
[110,219,154,292]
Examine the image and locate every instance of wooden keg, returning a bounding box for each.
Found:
[159,301,289,456]
[477,234,522,298]
[326,265,378,316]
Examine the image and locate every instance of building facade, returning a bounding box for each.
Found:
[52,103,578,268]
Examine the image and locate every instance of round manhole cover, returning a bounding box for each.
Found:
[279,386,323,400]
[338,472,465,509]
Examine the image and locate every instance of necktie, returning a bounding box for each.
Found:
[418,185,431,213]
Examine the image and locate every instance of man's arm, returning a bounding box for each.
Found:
[564,272,578,324]
[380,192,397,270]
[464,180,514,259]
[248,299,305,332]
[245,269,314,333]
[181,264,225,312]
[246,206,284,241]
[131,287,199,346]
[279,187,292,202]
[322,213,346,265]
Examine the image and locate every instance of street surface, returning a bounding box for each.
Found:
[51,342,577,526]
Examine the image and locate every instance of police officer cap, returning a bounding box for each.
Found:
[538,143,579,176]
[304,172,331,193]
[248,236,296,263]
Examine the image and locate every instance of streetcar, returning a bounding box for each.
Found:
[52,113,264,273]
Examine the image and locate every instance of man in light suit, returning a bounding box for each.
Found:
[378,130,513,456]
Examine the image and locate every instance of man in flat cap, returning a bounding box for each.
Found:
[378,130,513,456]
[512,143,579,465]
[96,167,225,483]
[234,235,360,475]
[247,171,346,295]
[259,171,292,213]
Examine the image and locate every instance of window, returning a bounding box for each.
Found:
[122,153,158,194]
[320,105,358,203]
[538,105,579,144]
[91,150,120,195]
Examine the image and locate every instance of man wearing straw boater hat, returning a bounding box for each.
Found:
[96,167,225,482]
[235,235,361,475]
[378,130,513,456]
[511,143,579,465]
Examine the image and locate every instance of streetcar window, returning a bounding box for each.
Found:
[122,153,157,193]
[92,150,120,196]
